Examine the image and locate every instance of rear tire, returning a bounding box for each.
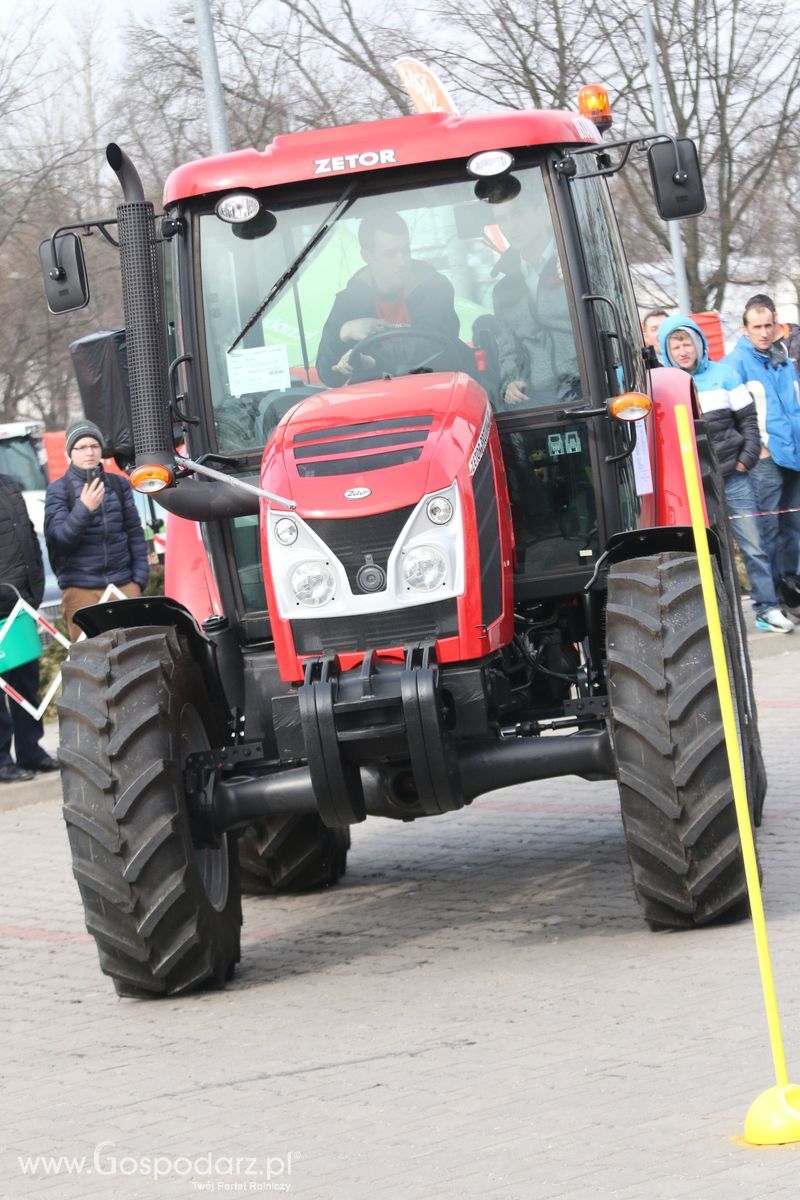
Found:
[238,816,350,895]
[58,627,242,997]
[607,551,755,929]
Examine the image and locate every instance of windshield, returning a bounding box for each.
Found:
[0,437,48,490]
[198,165,582,451]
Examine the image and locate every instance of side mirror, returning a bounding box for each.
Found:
[647,138,706,221]
[38,232,90,313]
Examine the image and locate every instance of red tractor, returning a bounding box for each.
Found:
[42,95,764,997]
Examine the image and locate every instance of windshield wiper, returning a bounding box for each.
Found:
[228,180,359,354]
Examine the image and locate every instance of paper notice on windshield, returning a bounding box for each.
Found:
[631,424,653,495]
[226,345,291,397]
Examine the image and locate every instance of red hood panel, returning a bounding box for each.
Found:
[261,373,490,519]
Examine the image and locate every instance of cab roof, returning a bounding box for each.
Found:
[163,109,601,205]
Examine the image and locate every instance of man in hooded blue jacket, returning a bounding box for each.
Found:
[723,297,800,612]
[660,315,793,633]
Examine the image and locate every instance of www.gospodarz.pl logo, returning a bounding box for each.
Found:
[17,1142,296,1191]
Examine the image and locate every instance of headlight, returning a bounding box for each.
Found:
[402,545,447,591]
[215,193,261,223]
[274,517,298,545]
[426,495,453,525]
[290,560,336,607]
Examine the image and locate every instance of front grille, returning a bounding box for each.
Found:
[305,507,414,592]
[294,430,428,458]
[296,447,423,477]
[291,599,459,656]
[293,415,434,477]
[293,415,434,443]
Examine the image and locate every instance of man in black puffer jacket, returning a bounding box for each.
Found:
[0,473,58,780]
[44,420,149,639]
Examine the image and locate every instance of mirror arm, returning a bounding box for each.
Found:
[555,132,677,181]
[48,218,120,278]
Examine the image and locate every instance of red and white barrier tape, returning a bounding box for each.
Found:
[0,585,128,719]
[729,506,800,520]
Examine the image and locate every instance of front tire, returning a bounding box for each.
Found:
[607,552,755,929]
[58,627,242,997]
[238,816,350,895]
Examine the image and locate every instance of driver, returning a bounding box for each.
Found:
[316,211,460,386]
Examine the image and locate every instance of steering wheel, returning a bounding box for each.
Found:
[260,384,323,441]
[347,328,475,383]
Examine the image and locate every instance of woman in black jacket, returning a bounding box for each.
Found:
[0,473,57,780]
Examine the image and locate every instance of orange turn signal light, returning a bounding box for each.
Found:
[578,84,613,132]
[130,462,174,493]
[609,392,652,422]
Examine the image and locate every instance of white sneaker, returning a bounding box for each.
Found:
[781,603,800,625]
[755,607,796,633]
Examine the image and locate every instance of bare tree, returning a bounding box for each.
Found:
[0,9,123,428]
[413,0,800,314]
[13,0,800,430]
[109,0,415,188]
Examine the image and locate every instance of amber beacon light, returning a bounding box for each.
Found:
[130,462,174,493]
[578,84,613,133]
[609,392,652,422]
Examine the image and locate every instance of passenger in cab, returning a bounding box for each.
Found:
[488,179,576,409]
[316,212,460,386]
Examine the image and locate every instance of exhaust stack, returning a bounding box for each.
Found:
[106,142,173,471]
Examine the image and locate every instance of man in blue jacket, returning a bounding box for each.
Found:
[44,420,150,640]
[723,296,800,615]
[660,316,793,633]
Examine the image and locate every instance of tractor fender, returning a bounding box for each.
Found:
[598,525,720,574]
[648,366,706,528]
[72,596,231,738]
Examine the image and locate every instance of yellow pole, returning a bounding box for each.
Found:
[675,404,800,1143]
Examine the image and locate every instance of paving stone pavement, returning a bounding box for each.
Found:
[1,645,800,1199]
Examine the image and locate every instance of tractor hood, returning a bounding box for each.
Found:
[261,372,491,519]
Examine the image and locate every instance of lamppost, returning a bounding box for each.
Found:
[642,3,692,314]
[189,0,230,154]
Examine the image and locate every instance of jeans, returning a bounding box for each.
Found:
[751,456,800,587]
[0,658,44,767]
[724,471,779,613]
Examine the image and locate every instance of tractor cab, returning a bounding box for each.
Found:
[154,109,666,653]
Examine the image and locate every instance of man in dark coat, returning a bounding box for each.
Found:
[489,187,579,409]
[315,212,460,387]
[44,419,149,640]
[0,473,58,780]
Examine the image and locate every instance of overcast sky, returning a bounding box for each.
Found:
[21,0,168,69]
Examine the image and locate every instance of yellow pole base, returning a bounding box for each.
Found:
[745,1085,800,1145]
